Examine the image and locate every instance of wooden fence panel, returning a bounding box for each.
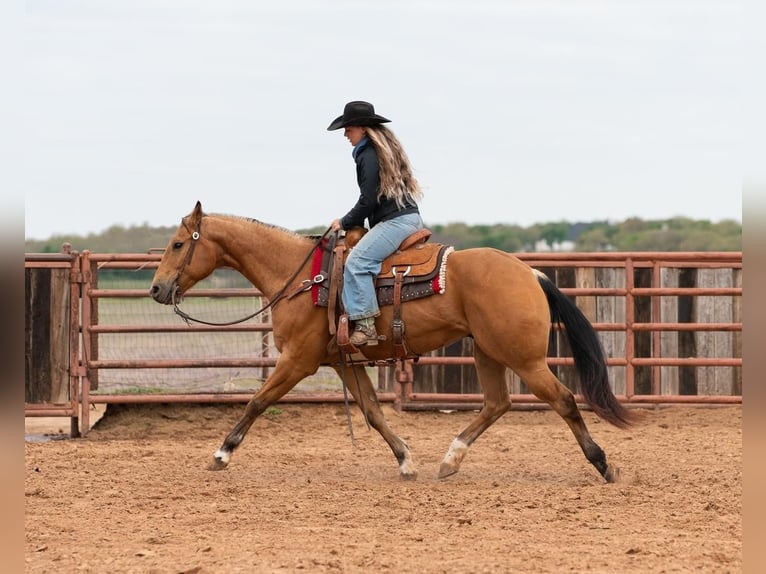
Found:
[410,338,481,394]
[25,268,70,404]
[660,268,680,395]
[695,269,735,395]
[596,267,626,395]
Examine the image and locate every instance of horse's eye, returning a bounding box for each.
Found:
[173,241,184,250]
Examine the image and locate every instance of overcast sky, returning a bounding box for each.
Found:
[15,0,744,240]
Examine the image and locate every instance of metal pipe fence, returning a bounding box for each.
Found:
[25,250,742,435]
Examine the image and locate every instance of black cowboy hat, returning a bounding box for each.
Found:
[326,101,391,131]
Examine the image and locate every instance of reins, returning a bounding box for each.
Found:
[170,217,364,444]
[171,220,333,327]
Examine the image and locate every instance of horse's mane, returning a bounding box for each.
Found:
[207,212,311,241]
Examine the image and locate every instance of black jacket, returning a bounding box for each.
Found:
[340,139,419,230]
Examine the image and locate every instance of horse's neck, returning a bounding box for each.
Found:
[212,217,313,298]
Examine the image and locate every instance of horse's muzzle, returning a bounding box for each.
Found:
[149,281,177,305]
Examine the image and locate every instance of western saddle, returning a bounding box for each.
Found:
[317,226,452,358]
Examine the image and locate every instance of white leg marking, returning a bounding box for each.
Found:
[213,448,231,464]
[442,437,469,468]
[399,450,418,478]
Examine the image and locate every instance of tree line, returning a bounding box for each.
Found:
[24,216,741,255]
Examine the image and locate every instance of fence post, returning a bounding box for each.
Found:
[732,268,743,395]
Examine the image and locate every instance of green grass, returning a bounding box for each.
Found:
[264,407,283,416]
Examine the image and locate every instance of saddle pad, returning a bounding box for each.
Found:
[312,243,454,308]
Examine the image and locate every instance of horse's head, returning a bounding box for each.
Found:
[150,201,217,305]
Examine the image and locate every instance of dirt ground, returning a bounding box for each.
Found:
[25,402,741,574]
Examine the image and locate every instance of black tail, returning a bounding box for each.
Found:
[537,274,635,428]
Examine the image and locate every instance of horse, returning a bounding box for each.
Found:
[150,201,635,483]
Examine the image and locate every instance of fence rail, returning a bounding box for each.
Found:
[25,249,742,436]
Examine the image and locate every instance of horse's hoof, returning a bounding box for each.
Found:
[439,438,467,479]
[208,457,229,471]
[398,454,418,480]
[438,463,458,479]
[604,464,620,483]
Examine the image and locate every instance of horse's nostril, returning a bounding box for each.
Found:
[149,284,166,303]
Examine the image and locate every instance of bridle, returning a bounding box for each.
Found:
[170,216,333,327]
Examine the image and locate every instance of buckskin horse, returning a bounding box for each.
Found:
[150,201,635,482]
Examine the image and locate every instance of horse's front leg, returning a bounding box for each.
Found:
[209,357,317,471]
[332,363,418,480]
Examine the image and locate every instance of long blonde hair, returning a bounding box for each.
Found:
[364,125,423,207]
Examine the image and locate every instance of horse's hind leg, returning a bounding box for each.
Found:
[332,363,417,480]
[439,345,511,479]
[517,362,619,483]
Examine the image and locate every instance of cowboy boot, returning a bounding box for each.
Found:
[349,318,379,346]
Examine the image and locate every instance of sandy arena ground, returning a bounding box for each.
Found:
[25,402,741,573]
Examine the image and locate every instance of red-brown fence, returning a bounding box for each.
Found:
[25,250,742,436]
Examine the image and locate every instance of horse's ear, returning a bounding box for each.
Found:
[191,201,203,223]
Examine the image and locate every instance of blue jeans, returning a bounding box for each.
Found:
[343,212,425,320]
